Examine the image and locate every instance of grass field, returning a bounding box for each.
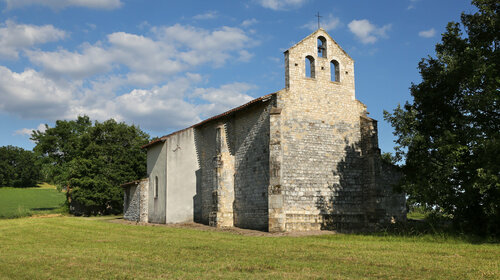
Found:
[0,216,498,279]
[0,186,66,219]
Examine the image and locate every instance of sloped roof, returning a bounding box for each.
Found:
[142,92,276,149]
[120,178,148,188]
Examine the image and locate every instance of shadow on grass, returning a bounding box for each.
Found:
[368,218,500,244]
[0,205,68,220]
[30,207,58,211]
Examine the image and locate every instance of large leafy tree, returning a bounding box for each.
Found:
[0,146,41,188]
[32,116,149,215]
[32,116,93,184]
[384,0,499,235]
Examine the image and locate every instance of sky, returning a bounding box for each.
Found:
[0,0,477,153]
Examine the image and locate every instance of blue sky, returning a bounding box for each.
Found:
[0,0,476,153]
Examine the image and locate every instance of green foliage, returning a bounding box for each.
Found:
[0,146,41,188]
[406,205,429,220]
[381,152,398,166]
[384,0,500,235]
[32,116,149,215]
[31,116,92,183]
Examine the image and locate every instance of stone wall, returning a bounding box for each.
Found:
[139,179,149,223]
[194,99,272,230]
[377,162,406,223]
[124,184,139,222]
[360,116,406,230]
[268,105,285,232]
[123,179,149,222]
[230,101,272,230]
[194,123,217,225]
[275,28,402,232]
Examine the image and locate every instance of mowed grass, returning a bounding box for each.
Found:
[0,186,66,218]
[0,217,498,279]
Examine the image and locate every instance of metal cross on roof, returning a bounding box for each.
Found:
[316,12,322,29]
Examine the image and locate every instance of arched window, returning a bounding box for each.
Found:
[305,55,315,78]
[154,176,158,198]
[331,60,340,82]
[317,36,327,58]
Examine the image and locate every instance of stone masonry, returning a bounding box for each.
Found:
[195,100,273,230]
[122,28,406,232]
[122,179,149,223]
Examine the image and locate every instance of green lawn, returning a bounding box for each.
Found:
[0,187,66,218]
[0,217,498,279]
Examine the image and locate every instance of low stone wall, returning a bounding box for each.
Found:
[123,179,149,222]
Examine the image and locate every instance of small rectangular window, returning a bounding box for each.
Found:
[154,176,158,198]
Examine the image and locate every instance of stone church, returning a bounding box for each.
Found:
[122,28,406,232]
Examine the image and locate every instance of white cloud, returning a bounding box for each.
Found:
[14,123,47,136]
[407,0,420,10]
[0,65,258,132]
[26,24,254,85]
[27,46,114,79]
[193,11,218,20]
[192,82,255,117]
[83,23,97,33]
[14,128,33,136]
[0,23,259,133]
[419,28,436,38]
[157,25,249,52]
[107,32,183,83]
[0,66,75,119]
[113,76,201,130]
[114,79,255,130]
[112,79,256,131]
[137,21,151,30]
[241,18,258,27]
[348,19,391,44]
[257,0,307,10]
[0,20,66,59]
[154,24,254,67]
[302,14,340,31]
[3,0,122,10]
[237,50,253,62]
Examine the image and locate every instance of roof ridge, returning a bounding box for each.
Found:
[142,92,277,149]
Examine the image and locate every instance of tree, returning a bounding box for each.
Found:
[0,146,41,188]
[384,0,499,235]
[32,116,92,184]
[32,116,149,215]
